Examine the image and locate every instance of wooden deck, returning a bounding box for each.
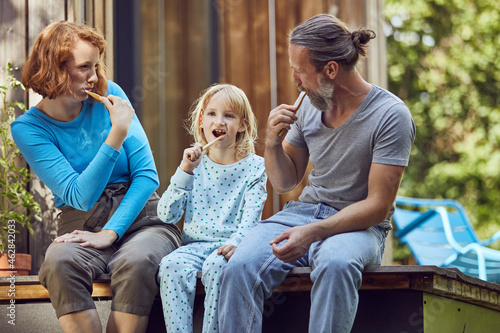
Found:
[1,265,499,332]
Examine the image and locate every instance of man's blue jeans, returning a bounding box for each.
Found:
[219,201,388,333]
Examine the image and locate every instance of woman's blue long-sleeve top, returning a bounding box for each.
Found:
[11,81,159,240]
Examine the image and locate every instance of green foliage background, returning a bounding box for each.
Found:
[384,0,500,259]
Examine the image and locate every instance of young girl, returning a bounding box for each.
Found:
[157,83,267,333]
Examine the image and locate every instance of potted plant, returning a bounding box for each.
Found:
[0,61,41,276]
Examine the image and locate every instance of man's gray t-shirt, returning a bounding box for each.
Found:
[286,85,415,227]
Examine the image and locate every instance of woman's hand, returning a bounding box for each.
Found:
[54,229,118,249]
[217,244,237,260]
[180,143,204,174]
[102,95,135,150]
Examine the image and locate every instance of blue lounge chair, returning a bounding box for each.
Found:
[392,196,500,283]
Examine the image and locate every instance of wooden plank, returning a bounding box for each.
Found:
[0,283,49,300]
[185,0,210,99]
[275,0,300,112]
[222,0,252,90]
[338,0,364,28]
[140,0,161,188]
[89,0,110,75]
[365,0,387,88]
[85,0,94,26]
[141,0,211,194]
[248,0,271,157]
[103,0,114,79]
[0,281,112,301]
[93,0,106,41]
[91,282,113,297]
[219,1,275,217]
[68,0,85,24]
[361,273,411,290]
[3,266,500,313]
[163,0,185,191]
[300,0,325,22]
[0,0,26,76]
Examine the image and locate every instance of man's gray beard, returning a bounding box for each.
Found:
[305,76,334,112]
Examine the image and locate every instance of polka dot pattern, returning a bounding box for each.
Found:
[156,154,267,332]
[158,154,267,245]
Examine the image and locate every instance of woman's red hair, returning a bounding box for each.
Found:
[22,21,108,99]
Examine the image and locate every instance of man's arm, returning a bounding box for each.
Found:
[264,141,309,193]
[265,101,309,193]
[270,162,405,262]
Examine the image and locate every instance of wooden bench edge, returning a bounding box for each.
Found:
[2,265,499,312]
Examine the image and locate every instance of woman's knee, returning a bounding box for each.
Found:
[45,243,97,271]
[41,243,74,270]
[39,243,97,289]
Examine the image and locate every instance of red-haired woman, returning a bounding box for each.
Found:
[11,21,181,333]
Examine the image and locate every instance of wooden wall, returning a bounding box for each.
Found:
[141,0,388,220]
[140,0,391,264]
[0,0,114,273]
[1,0,389,272]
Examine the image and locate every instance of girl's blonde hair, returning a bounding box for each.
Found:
[187,84,258,160]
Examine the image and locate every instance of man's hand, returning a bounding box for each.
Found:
[217,244,237,260]
[269,224,317,263]
[266,103,299,146]
[54,229,118,249]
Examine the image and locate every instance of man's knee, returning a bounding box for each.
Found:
[222,249,248,276]
[312,256,363,288]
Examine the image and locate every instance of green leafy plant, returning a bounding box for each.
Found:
[385,0,500,261]
[0,61,41,254]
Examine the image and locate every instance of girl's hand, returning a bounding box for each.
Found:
[217,244,237,260]
[102,95,135,150]
[180,142,204,174]
[54,229,118,249]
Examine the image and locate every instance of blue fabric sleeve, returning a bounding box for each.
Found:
[100,84,160,239]
[157,166,194,224]
[11,125,121,211]
[224,164,267,247]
